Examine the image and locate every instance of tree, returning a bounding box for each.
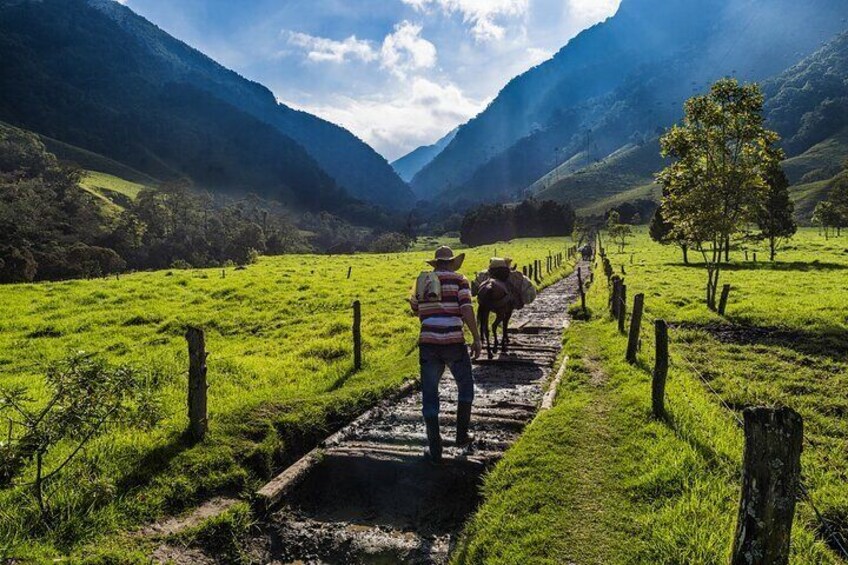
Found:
[649,204,690,264]
[606,211,634,253]
[0,355,142,517]
[756,159,797,260]
[828,173,848,236]
[657,79,780,310]
[812,200,838,239]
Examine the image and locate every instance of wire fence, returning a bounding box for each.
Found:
[594,248,848,559]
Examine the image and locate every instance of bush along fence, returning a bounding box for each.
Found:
[589,242,848,562]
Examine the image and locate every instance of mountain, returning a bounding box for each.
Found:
[412,0,848,207]
[391,129,457,185]
[0,0,414,212]
[539,29,848,217]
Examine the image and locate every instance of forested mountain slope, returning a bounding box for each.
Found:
[0,0,414,211]
[413,0,848,207]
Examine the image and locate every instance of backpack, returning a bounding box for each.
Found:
[414,272,442,303]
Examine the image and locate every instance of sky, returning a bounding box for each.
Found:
[118,0,621,161]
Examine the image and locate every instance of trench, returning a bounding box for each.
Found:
[249,263,589,564]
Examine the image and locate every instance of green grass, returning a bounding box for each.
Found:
[457,228,847,564]
[79,171,149,212]
[0,237,575,561]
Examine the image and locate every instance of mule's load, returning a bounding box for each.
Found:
[472,259,536,309]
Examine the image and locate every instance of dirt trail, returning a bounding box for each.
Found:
[243,262,589,564]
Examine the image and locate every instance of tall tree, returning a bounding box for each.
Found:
[658,79,781,309]
[649,201,690,264]
[756,158,797,261]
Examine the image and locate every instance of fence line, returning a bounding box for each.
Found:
[595,253,848,560]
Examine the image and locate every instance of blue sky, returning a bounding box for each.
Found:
[119,0,621,160]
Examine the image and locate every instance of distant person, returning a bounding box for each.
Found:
[409,246,482,463]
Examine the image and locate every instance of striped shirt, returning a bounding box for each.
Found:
[410,270,473,345]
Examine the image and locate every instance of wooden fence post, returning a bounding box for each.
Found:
[626,293,644,363]
[523,265,528,277]
[610,276,621,317]
[185,327,208,442]
[652,320,668,419]
[718,284,731,316]
[731,407,803,565]
[353,300,362,371]
[745,250,749,261]
[347,266,352,279]
[577,268,587,316]
[618,284,627,334]
[753,252,757,263]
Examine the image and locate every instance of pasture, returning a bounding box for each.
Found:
[457,227,848,564]
[0,237,573,560]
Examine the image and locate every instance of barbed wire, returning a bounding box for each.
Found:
[799,480,848,558]
[596,263,848,559]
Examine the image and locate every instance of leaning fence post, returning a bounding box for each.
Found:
[731,407,803,565]
[652,320,668,419]
[626,293,644,363]
[618,284,627,334]
[185,327,208,442]
[347,266,352,279]
[718,284,731,316]
[353,300,362,371]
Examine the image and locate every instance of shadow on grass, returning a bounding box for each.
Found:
[674,322,848,363]
[115,430,194,492]
[661,410,736,472]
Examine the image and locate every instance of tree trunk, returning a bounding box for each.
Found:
[725,236,731,262]
[770,237,776,262]
[682,245,689,265]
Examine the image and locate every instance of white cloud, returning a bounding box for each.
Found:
[380,21,437,76]
[403,0,529,41]
[290,77,487,160]
[285,31,378,63]
[567,0,621,27]
[283,21,435,76]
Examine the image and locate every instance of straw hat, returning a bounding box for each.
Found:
[426,246,465,271]
[488,257,513,270]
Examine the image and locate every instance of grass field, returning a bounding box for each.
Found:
[0,237,575,561]
[457,228,848,564]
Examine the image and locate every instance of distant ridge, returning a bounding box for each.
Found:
[392,128,458,186]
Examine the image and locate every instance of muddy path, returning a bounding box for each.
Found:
[244,263,589,564]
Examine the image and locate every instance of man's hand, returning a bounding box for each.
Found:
[470,339,482,359]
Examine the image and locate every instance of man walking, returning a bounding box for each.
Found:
[410,246,482,463]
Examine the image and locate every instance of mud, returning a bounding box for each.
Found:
[250,263,589,564]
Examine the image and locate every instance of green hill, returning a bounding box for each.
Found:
[535,139,666,209]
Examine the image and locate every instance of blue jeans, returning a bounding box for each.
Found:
[419,343,475,419]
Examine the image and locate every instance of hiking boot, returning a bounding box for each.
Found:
[455,401,475,449]
[423,416,443,463]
